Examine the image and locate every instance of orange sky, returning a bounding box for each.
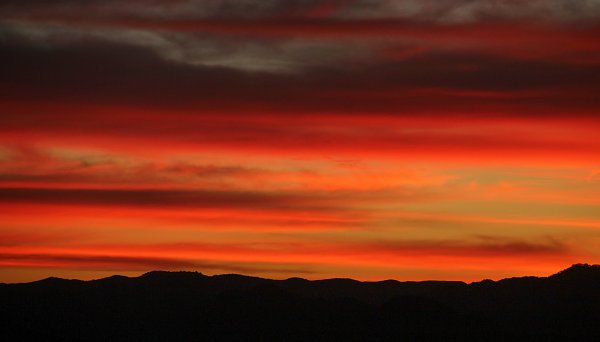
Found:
[1,0,600,282]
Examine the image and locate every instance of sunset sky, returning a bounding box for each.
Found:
[1,0,600,283]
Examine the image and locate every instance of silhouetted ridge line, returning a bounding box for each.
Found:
[550,263,600,279]
[1,264,598,341]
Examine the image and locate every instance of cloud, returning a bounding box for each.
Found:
[0,236,571,276]
[0,144,273,188]
[0,187,304,209]
[0,231,85,247]
[0,20,370,73]
[1,1,599,282]
[3,1,600,22]
[336,0,600,22]
[0,186,426,213]
[0,250,316,275]
[3,1,600,77]
[0,252,197,270]
[0,252,305,274]
[1,30,599,123]
[371,237,570,257]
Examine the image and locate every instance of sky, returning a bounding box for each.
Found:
[1,0,600,283]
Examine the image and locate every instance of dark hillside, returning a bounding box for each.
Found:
[1,264,598,341]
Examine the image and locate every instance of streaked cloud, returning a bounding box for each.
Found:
[1,0,599,283]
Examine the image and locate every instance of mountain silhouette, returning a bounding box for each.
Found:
[1,264,598,341]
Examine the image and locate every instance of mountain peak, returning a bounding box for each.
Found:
[550,263,600,281]
[555,263,599,274]
[141,270,205,278]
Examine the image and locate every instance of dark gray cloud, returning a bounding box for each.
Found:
[3,1,600,21]
[1,1,600,127]
[1,27,599,117]
[336,0,600,22]
[0,19,366,73]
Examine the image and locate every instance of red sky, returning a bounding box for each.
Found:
[1,0,600,282]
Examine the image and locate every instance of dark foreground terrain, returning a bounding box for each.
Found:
[1,264,599,341]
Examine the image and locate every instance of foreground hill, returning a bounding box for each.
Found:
[1,264,599,341]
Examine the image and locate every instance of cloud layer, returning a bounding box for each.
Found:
[1,1,599,282]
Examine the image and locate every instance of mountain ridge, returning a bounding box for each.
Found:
[1,264,598,341]
[6,262,597,286]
